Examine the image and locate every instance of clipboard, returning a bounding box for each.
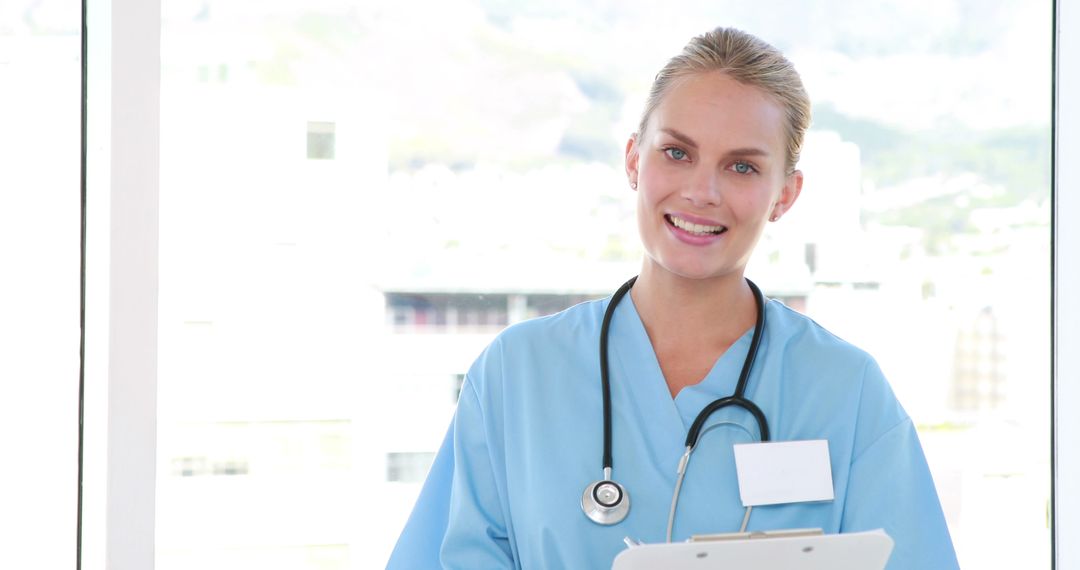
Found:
[612,529,893,570]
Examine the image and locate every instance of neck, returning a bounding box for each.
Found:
[630,262,757,344]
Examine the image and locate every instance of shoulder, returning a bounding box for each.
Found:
[464,297,608,399]
[763,299,908,451]
[763,299,877,372]
[496,296,608,349]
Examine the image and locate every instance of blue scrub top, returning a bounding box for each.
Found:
[387,294,959,569]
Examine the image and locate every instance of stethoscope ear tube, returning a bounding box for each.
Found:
[684,279,769,447]
[598,276,637,473]
[732,279,767,405]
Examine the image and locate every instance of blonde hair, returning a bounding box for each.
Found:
[637,27,811,173]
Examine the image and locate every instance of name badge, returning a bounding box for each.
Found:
[733,440,834,507]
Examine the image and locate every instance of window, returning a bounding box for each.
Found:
[307,121,336,160]
[150,2,1055,567]
[0,1,81,568]
[386,452,436,483]
[67,0,1080,568]
[385,292,511,332]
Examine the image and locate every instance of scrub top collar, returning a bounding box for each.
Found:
[609,292,770,439]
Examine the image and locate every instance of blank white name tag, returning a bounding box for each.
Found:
[733,440,834,507]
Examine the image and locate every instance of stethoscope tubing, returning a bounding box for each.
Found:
[598,276,769,474]
[598,276,637,472]
[584,276,769,527]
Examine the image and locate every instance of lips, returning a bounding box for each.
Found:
[665,214,727,236]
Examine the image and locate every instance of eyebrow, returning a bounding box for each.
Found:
[658,127,771,157]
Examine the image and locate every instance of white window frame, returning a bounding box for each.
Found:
[82,0,160,568]
[1053,0,1079,567]
[77,0,1078,568]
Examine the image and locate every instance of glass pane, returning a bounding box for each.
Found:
[157,1,1052,568]
[0,0,82,567]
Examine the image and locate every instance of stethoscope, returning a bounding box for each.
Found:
[581,276,770,541]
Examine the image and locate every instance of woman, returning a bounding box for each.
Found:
[388,27,958,569]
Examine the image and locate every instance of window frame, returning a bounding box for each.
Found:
[1052,0,1079,567]
[81,0,160,568]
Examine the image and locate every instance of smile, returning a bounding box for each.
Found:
[665,214,727,236]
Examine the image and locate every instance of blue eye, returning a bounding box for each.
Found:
[732,161,755,174]
[665,148,688,161]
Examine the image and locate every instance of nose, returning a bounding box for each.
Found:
[680,166,722,207]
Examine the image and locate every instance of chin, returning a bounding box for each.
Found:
[647,255,744,283]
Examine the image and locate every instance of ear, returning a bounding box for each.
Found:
[624,134,640,189]
[770,169,803,221]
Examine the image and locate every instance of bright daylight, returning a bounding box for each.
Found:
[0,0,1057,568]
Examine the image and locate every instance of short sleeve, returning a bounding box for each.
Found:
[439,378,516,568]
[840,361,959,569]
[386,373,516,569]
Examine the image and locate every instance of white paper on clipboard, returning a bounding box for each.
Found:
[611,529,894,570]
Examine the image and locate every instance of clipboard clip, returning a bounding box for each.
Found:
[689,528,824,542]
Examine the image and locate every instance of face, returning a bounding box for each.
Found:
[625,71,802,283]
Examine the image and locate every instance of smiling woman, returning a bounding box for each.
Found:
[389,27,958,569]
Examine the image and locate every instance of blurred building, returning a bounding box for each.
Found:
[950,306,1007,412]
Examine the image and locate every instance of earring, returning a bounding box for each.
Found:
[630,182,638,190]
[770,214,779,222]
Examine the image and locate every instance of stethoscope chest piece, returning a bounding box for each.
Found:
[582,478,630,525]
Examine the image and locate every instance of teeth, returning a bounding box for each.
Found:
[669,215,724,235]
